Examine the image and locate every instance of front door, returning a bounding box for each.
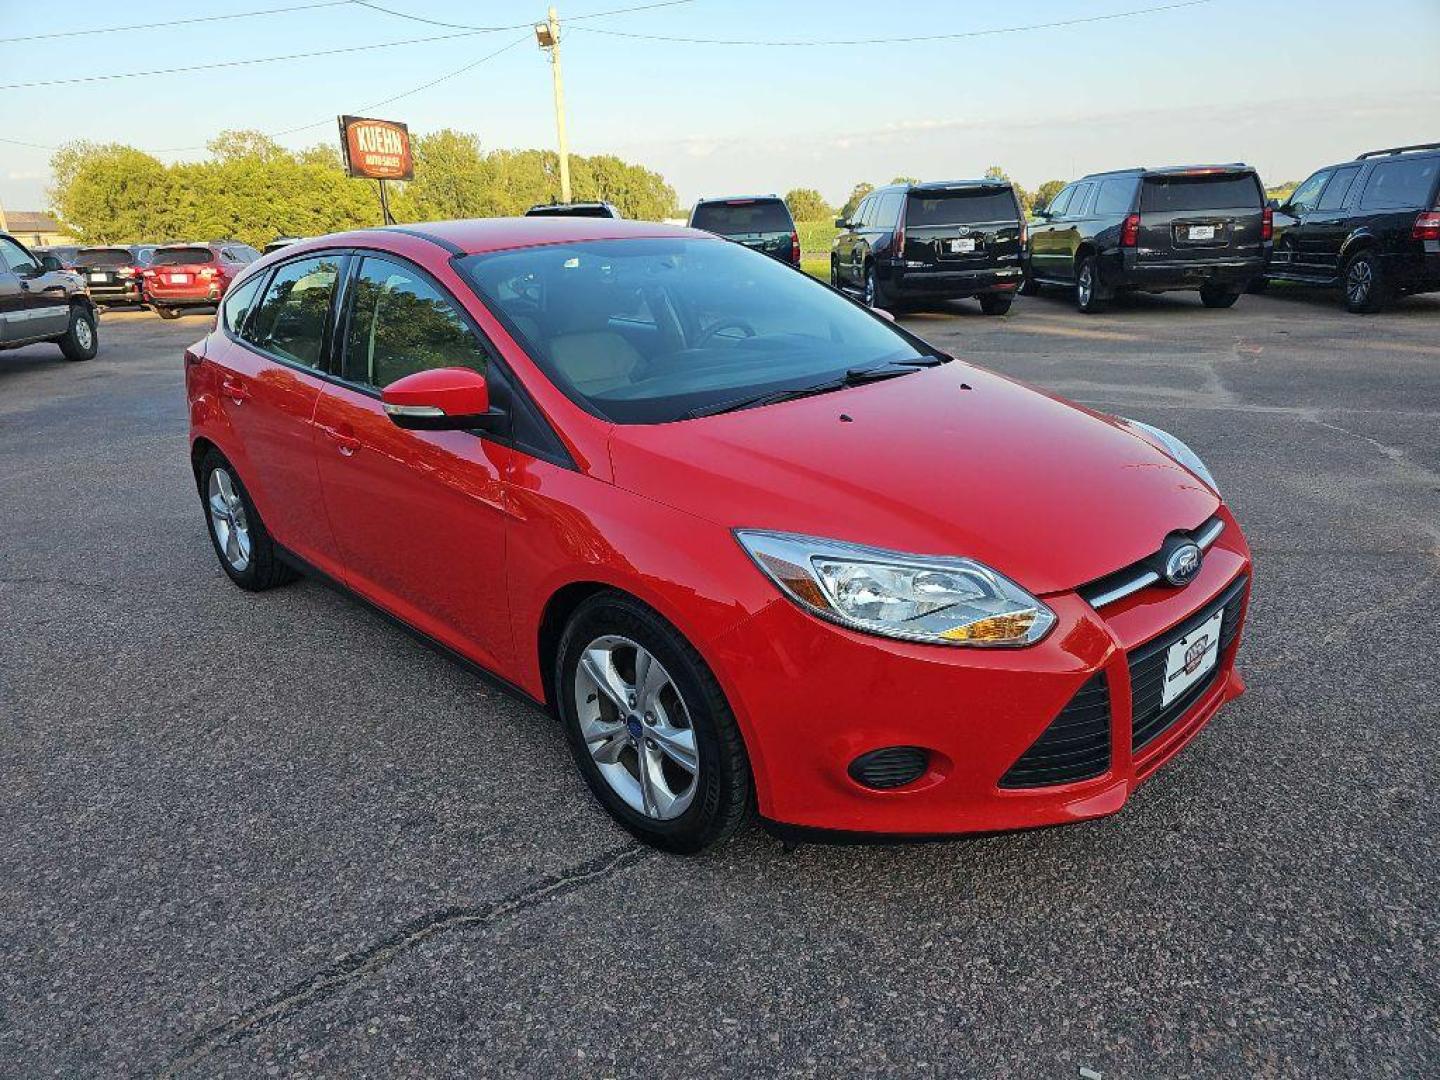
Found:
[0,237,70,341]
[1274,169,1332,276]
[1304,164,1363,276]
[1028,182,1078,280]
[312,253,515,672]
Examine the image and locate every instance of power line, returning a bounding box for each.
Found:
[346,1,525,32]
[350,0,695,30]
[0,27,514,91]
[570,0,1218,45]
[0,1,356,46]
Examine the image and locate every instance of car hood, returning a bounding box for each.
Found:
[606,363,1221,595]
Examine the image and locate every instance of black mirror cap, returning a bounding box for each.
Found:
[834,218,849,228]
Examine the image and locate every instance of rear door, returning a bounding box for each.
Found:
[312,253,515,671]
[901,185,1024,272]
[214,254,346,572]
[1136,170,1265,264]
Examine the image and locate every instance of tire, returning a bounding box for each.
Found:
[1018,272,1042,296]
[978,293,1013,316]
[197,449,298,592]
[1075,255,1107,313]
[1244,276,1269,295]
[556,592,753,854]
[863,263,886,309]
[58,305,98,362]
[1342,250,1388,313]
[1199,283,1242,309]
[830,257,843,291]
[155,305,182,320]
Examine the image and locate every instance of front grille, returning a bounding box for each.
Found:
[999,673,1112,789]
[1128,573,1248,752]
[1079,515,1226,610]
[848,747,929,790]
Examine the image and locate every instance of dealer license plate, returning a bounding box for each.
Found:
[948,238,976,254]
[1161,609,1223,706]
[168,273,189,284]
[1188,225,1216,241]
[89,272,110,283]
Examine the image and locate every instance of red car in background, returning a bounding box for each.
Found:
[185,218,1251,853]
[144,242,258,318]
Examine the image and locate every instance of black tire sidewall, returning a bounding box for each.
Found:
[1199,284,1241,308]
[555,594,750,854]
[1344,251,1385,313]
[59,306,98,361]
[979,294,1013,315]
[1076,256,1106,313]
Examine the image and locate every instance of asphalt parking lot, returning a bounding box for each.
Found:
[2,287,1437,1078]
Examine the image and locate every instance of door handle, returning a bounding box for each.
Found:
[220,377,249,404]
[320,425,361,457]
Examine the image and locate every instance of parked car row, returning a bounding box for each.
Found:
[682,144,1438,316]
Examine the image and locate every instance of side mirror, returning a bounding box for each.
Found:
[40,255,63,271]
[834,217,849,228]
[872,308,896,323]
[1032,205,1050,219]
[1267,198,1282,211]
[381,367,499,431]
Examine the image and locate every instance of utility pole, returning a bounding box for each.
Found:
[535,7,572,204]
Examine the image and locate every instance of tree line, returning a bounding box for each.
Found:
[783,168,1069,225]
[48,129,680,247]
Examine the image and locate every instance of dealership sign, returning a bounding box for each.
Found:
[338,116,414,181]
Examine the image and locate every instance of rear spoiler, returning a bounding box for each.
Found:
[1357,142,1440,159]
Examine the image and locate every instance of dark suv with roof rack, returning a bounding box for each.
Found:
[831,179,1025,313]
[73,245,157,307]
[1261,143,1440,313]
[1024,165,1269,313]
[688,195,800,266]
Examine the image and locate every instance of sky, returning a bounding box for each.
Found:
[2,0,1438,215]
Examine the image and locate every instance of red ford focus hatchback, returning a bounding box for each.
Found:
[186,218,1251,852]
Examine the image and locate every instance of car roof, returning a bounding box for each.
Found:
[878,178,1012,193]
[692,194,783,204]
[287,217,709,257]
[1080,164,1255,180]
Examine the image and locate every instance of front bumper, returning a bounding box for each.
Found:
[712,508,1252,836]
[885,262,1024,298]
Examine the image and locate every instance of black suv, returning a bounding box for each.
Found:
[688,196,799,266]
[1263,143,1440,313]
[72,245,156,307]
[525,201,622,219]
[1025,165,1269,312]
[831,179,1024,313]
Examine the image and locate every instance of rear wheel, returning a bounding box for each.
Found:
[1199,283,1242,309]
[830,257,843,291]
[978,293,1013,316]
[155,305,181,320]
[1018,272,1042,296]
[1244,276,1269,295]
[556,592,752,854]
[58,305,98,362]
[197,449,298,591]
[1075,255,1107,313]
[1343,250,1388,313]
[863,263,882,308]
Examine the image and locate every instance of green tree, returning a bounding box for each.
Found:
[890,175,920,185]
[783,187,832,222]
[840,182,874,219]
[48,142,169,244]
[1033,179,1067,211]
[984,165,1033,213]
[207,130,291,165]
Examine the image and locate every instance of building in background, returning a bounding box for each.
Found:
[0,210,75,248]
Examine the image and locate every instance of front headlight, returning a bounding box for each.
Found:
[1122,418,1219,494]
[735,531,1056,647]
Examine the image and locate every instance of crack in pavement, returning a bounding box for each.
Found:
[159,844,651,1077]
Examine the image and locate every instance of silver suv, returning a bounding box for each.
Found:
[0,232,98,361]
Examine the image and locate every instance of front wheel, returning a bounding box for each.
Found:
[556,592,753,854]
[1343,250,1388,313]
[830,257,843,291]
[863,264,882,308]
[58,305,98,361]
[978,293,1013,316]
[197,450,298,591]
[1075,255,1108,313]
[1199,283,1241,309]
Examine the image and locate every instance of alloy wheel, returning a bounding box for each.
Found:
[573,634,698,820]
[207,468,252,572]
[1078,264,1093,307]
[1346,259,1372,306]
[864,270,876,307]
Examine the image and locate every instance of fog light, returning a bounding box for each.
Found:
[848,747,929,790]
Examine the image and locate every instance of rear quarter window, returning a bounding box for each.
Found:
[1093,178,1140,216]
[1141,175,1262,212]
[905,188,1019,226]
[1359,158,1440,210]
[691,200,793,234]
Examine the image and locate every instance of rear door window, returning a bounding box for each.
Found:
[1067,183,1096,217]
[904,188,1018,225]
[152,247,214,266]
[341,256,489,389]
[1141,174,1261,212]
[245,255,341,370]
[1317,166,1362,211]
[690,200,792,234]
[1359,158,1440,210]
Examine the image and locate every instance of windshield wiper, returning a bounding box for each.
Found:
[687,360,936,419]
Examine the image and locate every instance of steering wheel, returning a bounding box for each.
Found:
[695,318,757,347]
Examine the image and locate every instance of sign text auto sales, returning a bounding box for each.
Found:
[337,116,415,181]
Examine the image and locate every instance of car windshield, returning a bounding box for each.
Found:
[1141,174,1261,212]
[459,237,929,424]
[152,247,214,266]
[905,188,1018,225]
[690,200,792,234]
[77,248,133,268]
